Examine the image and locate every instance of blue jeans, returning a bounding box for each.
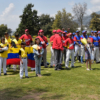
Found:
[34,56,42,75]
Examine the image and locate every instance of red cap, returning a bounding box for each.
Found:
[57,29,62,33]
[39,29,44,33]
[53,30,57,33]
[68,33,72,36]
[62,31,66,34]
[25,29,29,32]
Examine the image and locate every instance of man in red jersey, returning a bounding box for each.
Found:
[20,29,33,46]
[37,29,49,68]
[52,29,64,70]
[50,30,56,68]
[65,33,75,69]
[61,31,68,63]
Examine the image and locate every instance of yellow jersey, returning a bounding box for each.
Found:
[19,48,28,58]
[13,39,22,48]
[5,37,12,47]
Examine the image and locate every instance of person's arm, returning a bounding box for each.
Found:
[19,35,24,40]
[0,45,9,51]
[33,49,40,55]
[19,50,23,64]
[40,47,44,55]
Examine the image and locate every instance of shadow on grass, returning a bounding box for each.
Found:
[74,66,82,68]
[93,68,100,70]
[42,73,51,76]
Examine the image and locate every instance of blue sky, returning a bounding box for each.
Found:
[0,0,99,31]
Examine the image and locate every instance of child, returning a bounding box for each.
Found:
[85,38,93,70]
[0,37,9,76]
[33,38,44,77]
[19,42,29,79]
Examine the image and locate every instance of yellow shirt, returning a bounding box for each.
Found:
[13,39,22,48]
[20,48,28,58]
[0,43,8,58]
[5,37,12,48]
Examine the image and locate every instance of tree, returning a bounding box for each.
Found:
[72,3,87,32]
[52,9,78,32]
[16,4,40,36]
[0,24,12,37]
[89,12,100,31]
[39,14,54,37]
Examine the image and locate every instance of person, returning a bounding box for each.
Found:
[33,38,44,77]
[74,31,81,62]
[36,29,49,68]
[61,31,68,63]
[0,37,9,76]
[80,30,88,63]
[89,31,94,38]
[12,33,22,71]
[92,31,100,63]
[20,29,34,71]
[19,42,29,79]
[50,30,56,68]
[65,33,75,69]
[52,29,64,70]
[84,38,93,70]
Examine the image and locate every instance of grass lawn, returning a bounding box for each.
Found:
[0,44,100,100]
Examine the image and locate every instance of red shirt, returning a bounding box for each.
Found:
[20,34,32,46]
[65,38,74,50]
[52,34,63,51]
[50,35,55,42]
[36,36,48,48]
[62,36,68,47]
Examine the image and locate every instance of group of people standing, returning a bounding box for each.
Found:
[0,28,100,79]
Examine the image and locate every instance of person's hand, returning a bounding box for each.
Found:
[21,60,23,64]
[78,44,81,47]
[0,48,2,50]
[92,48,94,51]
[46,44,48,47]
[38,54,42,58]
[41,41,45,44]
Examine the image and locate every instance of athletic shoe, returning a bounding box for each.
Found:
[50,66,53,68]
[20,77,23,79]
[90,68,93,70]
[71,66,75,68]
[4,73,7,75]
[25,76,29,78]
[87,68,90,71]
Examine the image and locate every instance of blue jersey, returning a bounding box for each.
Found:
[74,35,81,44]
[98,36,100,40]
[89,35,93,38]
[93,36,100,47]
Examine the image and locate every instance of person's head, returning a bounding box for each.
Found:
[15,33,19,40]
[82,30,86,36]
[35,38,41,45]
[52,30,56,35]
[21,42,26,48]
[56,29,62,36]
[62,31,66,36]
[76,31,80,36]
[62,28,65,31]
[39,29,44,36]
[91,31,94,36]
[94,31,97,36]
[87,38,91,44]
[68,33,72,38]
[98,31,100,36]
[1,37,5,44]
[4,32,8,38]
[67,28,70,33]
[25,29,29,35]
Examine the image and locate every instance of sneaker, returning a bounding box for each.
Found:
[38,74,42,77]
[71,66,75,68]
[4,73,7,75]
[87,68,90,71]
[20,77,23,79]
[25,76,29,78]
[90,68,93,70]
[50,66,53,68]
[44,66,48,68]
[65,66,69,69]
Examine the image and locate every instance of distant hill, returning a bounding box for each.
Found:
[74,11,100,26]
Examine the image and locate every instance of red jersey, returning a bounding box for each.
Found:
[20,34,32,46]
[36,36,48,48]
[62,36,68,47]
[52,34,63,51]
[65,38,74,50]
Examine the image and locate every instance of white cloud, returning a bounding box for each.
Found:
[91,0,100,5]
[0,3,20,31]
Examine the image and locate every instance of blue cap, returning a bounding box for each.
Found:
[82,30,86,33]
[91,30,93,33]
[98,31,100,34]
[64,31,67,33]
[94,31,97,33]
[73,32,75,35]
[76,30,79,33]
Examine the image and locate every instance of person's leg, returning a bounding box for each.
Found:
[3,58,7,74]
[0,57,3,75]
[20,59,24,78]
[93,47,96,61]
[78,46,81,62]
[64,47,66,62]
[86,60,89,69]
[71,50,74,67]
[13,65,16,71]
[35,57,39,75]
[39,57,42,75]
[81,48,84,63]
[89,59,91,70]
[24,59,28,77]
[65,49,71,68]
[96,47,99,62]
[43,48,47,67]
[74,45,79,60]
[50,47,54,67]
[58,50,62,69]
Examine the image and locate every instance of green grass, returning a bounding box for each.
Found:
[0,44,100,100]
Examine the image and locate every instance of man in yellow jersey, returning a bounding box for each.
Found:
[0,37,9,76]
[12,33,22,71]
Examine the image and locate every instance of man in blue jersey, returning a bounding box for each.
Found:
[74,31,81,62]
[89,31,94,38]
[92,31,100,63]
[80,30,88,63]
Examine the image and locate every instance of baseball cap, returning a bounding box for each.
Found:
[39,29,44,33]
[82,30,86,33]
[94,31,97,33]
[53,30,57,33]
[25,29,29,32]
[56,29,62,33]
[76,30,79,33]
[98,31,100,34]
[64,31,67,33]
[68,33,72,36]
[91,30,93,33]
[15,33,19,37]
